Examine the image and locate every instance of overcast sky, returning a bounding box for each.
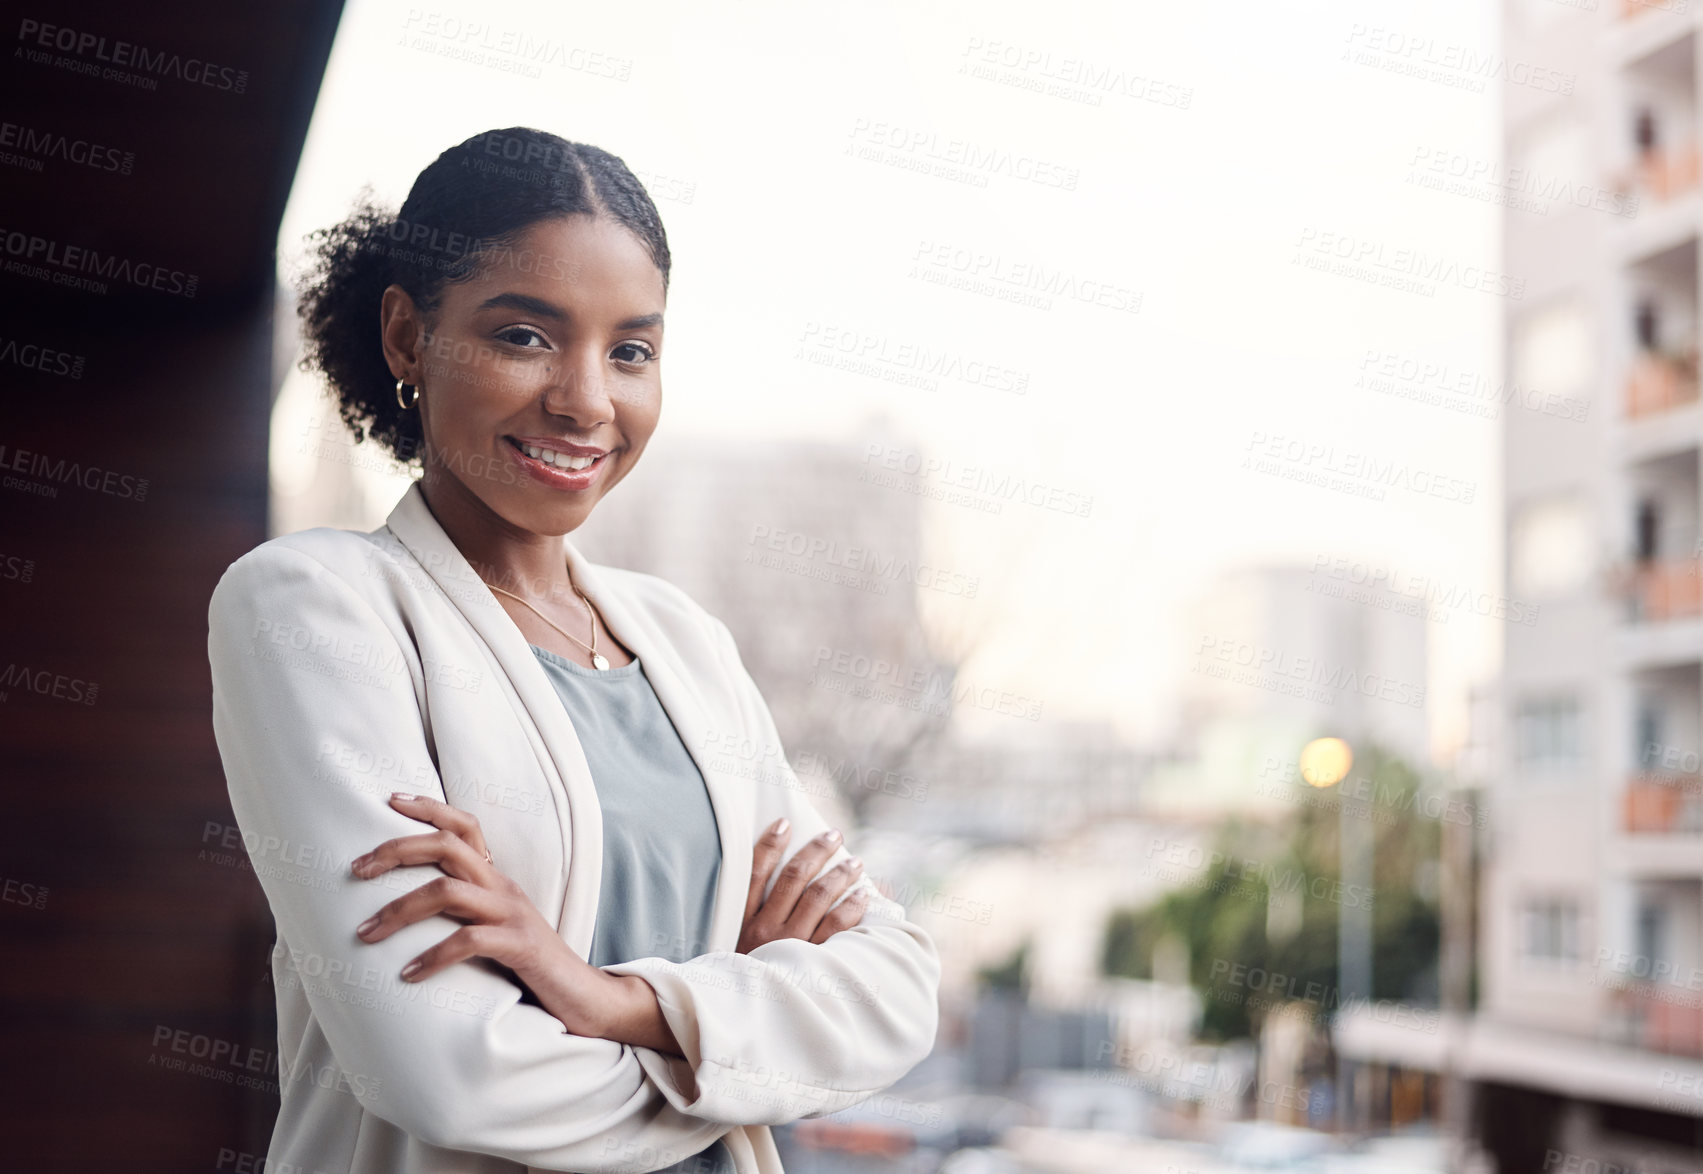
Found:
[276,0,1506,764]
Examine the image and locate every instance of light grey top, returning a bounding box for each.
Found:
[529,644,733,1174]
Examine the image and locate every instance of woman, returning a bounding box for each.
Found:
[207,127,940,1174]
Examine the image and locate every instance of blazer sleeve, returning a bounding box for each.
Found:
[601,612,942,1126]
[208,543,733,1171]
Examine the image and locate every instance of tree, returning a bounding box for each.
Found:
[1101,744,1442,1041]
[978,938,1031,997]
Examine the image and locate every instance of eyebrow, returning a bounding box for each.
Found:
[474,292,663,331]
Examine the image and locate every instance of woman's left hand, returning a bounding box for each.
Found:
[351,792,640,1043]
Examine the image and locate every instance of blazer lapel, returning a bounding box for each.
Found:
[382,481,750,960]
[383,482,603,953]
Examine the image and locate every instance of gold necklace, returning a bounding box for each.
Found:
[483,570,611,671]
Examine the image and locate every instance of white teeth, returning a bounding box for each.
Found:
[520,443,599,471]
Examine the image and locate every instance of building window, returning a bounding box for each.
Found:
[1510,495,1593,599]
[1515,694,1584,774]
[1635,299,1660,352]
[1520,898,1581,967]
[1635,107,1659,160]
[1512,297,1592,402]
[1635,902,1665,976]
[1635,697,1664,764]
[1635,498,1661,562]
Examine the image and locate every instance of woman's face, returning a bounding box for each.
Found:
[384,213,666,537]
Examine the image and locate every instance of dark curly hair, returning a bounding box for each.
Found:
[293,127,672,466]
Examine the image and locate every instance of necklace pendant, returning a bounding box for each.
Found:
[591,653,610,671]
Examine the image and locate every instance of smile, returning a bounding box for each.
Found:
[517,442,601,470]
[506,437,611,491]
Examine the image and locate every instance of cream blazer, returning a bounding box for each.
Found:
[206,480,941,1174]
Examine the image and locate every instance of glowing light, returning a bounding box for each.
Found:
[1299,737,1353,788]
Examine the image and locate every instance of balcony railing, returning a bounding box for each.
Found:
[1624,772,1703,833]
[1621,0,1688,18]
[1642,145,1699,200]
[1613,145,1702,204]
[1604,982,1703,1057]
[1625,351,1701,419]
[1616,558,1703,623]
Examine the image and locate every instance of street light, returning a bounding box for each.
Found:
[1298,736,1369,1138]
[1300,737,1353,789]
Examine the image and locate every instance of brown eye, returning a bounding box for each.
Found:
[497,326,549,348]
[612,341,655,365]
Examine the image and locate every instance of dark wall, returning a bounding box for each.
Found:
[1474,1081,1703,1173]
[0,2,341,1165]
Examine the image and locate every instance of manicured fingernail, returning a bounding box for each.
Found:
[772,818,789,836]
[390,792,414,802]
[824,829,842,844]
[400,960,421,979]
[357,916,379,936]
[847,856,862,870]
[351,854,372,873]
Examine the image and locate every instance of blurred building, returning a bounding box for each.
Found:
[1143,563,1431,818]
[570,419,973,830]
[1448,4,1703,1169]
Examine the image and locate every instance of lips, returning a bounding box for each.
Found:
[505,437,611,491]
[510,438,605,470]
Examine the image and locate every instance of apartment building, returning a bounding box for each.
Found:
[1473,1,1703,1166]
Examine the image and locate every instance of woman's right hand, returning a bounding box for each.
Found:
[736,818,870,952]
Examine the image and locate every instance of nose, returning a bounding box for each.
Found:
[540,345,615,427]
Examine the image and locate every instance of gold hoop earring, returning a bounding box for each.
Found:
[395,378,420,410]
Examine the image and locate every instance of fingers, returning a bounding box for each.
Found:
[352,828,488,882]
[386,792,492,863]
[355,874,502,944]
[783,855,865,939]
[351,797,536,986]
[744,818,791,927]
[396,923,520,983]
[756,828,845,928]
[809,886,872,945]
